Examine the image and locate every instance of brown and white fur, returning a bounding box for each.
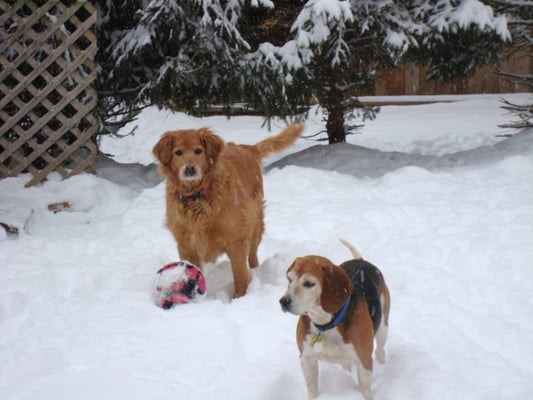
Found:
[279,239,390,399]
[153,125,303,298]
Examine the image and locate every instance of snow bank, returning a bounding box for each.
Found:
[1,94,532,400]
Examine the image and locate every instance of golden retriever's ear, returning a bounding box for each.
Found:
[199,128,224,166]
[320,262,352,314]
[152,133,175,165]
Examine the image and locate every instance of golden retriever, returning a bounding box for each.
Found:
[153,125,303,298]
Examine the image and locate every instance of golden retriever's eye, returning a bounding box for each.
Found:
[303,281,315,288]
[194,148,203,155]
[175,150,183,156]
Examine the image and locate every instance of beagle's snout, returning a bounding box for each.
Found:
[279,296,291,312]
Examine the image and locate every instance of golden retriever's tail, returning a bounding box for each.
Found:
[338,238,363,260]
[255,124,304,159]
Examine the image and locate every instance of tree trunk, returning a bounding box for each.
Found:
[326,65,346,144]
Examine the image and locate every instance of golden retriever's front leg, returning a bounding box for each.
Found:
[226,245,251,298]
[248,250,259,269]
[248,219,263,269]
[177,240,201,270]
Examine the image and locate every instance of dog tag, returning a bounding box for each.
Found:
[310,336,326,353]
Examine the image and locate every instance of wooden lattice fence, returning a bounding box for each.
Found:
[0,0,97,187]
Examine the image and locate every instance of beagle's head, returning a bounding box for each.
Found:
[279,255,352,322]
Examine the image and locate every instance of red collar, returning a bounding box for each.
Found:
[179,182,209,208]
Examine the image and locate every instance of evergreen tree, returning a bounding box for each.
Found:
[96,0,510,143]
[95,0,146,137]
[255,0,510,143]
[486,0,532,129]
[95,0,300,136]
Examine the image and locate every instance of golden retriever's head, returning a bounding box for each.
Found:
[279,256,352,322]
[153,128,224,193]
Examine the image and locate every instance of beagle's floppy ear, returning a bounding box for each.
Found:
[285,260,296,278]
[152,133,175,165]
[199,128,224,166]
[320,261,353,314]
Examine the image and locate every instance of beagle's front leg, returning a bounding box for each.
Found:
[300,353,318,399]
[355,363,373,400]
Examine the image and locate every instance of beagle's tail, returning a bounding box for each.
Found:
[338,238,363,260]
[254,124,303,159]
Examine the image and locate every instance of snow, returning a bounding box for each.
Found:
[1,93,533,400]
[269,0,511,70]
[429,0,510,40]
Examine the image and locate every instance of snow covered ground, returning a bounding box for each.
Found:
[1,93,532,400]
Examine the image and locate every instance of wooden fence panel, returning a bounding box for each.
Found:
[0,0,97,187]
[373,45,532,96]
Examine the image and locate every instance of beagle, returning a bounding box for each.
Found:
[279,239,390,400]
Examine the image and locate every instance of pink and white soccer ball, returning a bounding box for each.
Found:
[152,261,206,308]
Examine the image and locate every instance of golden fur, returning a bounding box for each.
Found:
[153,125,303,298]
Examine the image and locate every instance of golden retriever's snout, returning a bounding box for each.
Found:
[279,295,291,313]
[180,164,201,180]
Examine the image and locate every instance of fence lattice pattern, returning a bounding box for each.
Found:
[0,0,97,187]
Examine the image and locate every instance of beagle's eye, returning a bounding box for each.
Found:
[194,148,203,155]
[175,150,183,156]
[303,281,315,288]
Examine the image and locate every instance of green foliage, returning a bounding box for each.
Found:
[405,28,504,81]
[94,0,511,142]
